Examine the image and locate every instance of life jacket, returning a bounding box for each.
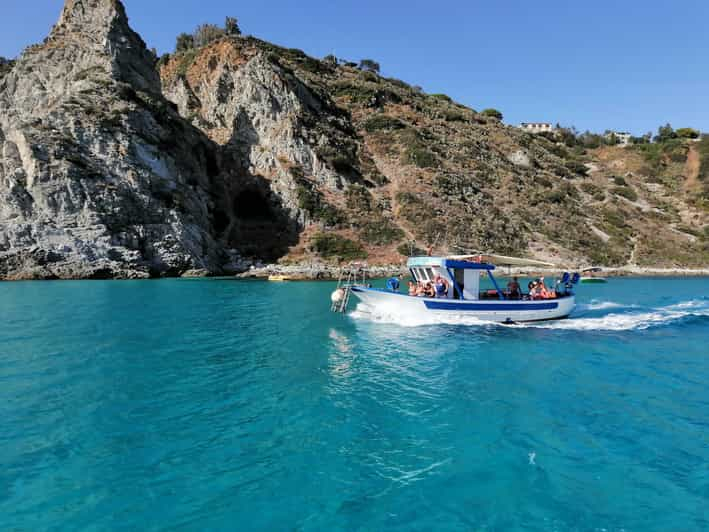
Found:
[435,281,447,295]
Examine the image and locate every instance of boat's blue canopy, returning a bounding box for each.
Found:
[407,256,495,271]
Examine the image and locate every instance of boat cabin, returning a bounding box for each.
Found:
[407,256,502,300]
[406,255,575,301]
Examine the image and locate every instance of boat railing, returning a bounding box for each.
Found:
[330,263,369,313]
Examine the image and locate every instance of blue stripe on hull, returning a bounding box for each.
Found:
[424,301,559,311]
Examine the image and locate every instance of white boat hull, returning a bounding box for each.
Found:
[350,287,575,323]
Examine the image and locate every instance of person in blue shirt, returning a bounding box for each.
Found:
[386,274,403,292]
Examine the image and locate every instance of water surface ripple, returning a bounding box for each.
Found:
[1,278,708,530]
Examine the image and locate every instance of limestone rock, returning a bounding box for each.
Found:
[0,0,226,279]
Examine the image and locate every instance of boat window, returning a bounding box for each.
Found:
[417,268,428,281]
[425,267,434,280]
[454,269,465,299]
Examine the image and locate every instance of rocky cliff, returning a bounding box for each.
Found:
[0,0,234,279]
[0,0,706,280]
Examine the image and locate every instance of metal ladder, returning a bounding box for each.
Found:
[330,262,368,313]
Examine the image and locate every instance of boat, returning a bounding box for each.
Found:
[580,267,608,284]
[268,275,292,282]
[336,255,579,323]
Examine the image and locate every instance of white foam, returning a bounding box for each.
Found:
[350,303,496,328]
[578,300,633,311]
[514,299,709,331]
[350,300,709,332]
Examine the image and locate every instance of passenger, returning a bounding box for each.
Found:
[386,274,402,292]
[537,277,551,299]
[433,275,449,298]
[423,281,435,298]
[507,277,521,300]
[407,280,417,296]
[528,281,539,300]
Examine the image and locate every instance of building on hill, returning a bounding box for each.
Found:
[519,122,554,134]
[606,131,632,146]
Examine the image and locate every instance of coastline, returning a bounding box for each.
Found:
[2,263,709,282]
[238,263,709,281]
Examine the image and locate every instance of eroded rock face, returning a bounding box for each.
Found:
[161,43,361,227]
[0,0,232,279]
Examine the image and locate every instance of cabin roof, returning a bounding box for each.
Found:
[407,256,495,270]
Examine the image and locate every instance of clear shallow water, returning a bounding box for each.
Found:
[1,277,708,531]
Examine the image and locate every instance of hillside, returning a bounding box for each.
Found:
[0,0,706,280]
[159,34,708,268]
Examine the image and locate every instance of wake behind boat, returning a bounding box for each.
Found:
[332,255,580,324]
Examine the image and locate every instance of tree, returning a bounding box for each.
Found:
[359,59,380,73]
[225,16,241,36]
[654,123,676,143]
[175,33,194,52]
[481,108,503,121]
[676,127,700,139]
[193,24,225,47]
[323,54,337,65]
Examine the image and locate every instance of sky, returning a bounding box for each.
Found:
[1,0,707,135]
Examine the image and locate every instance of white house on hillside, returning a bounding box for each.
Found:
[519,122,554,134]
[606,131,632,146]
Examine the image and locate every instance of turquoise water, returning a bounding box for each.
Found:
[1,277,708,530]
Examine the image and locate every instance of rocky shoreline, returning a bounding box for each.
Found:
[236,263,709,281]
[1,261,708,281]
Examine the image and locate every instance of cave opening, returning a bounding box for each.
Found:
[234,189,273,220]
[230,187,298,261]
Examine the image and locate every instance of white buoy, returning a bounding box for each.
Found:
[331,288,345,304]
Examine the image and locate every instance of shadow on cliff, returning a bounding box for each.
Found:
[213,109,300,262]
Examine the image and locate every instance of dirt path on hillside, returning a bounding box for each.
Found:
[684,144,701,193]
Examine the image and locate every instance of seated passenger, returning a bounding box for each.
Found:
[407,280,417,296]
[536,278,549,299]
[423,282,435,298]
[507,277,521,300]
[433,275,449,298]
[528,281,539,300]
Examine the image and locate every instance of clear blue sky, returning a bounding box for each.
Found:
[2,0,707,135]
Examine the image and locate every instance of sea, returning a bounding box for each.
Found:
[1,276,708,531]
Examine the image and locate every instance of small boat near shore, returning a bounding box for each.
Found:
[580,267,608,284]
[333,254,580,323]
[268,275,292,282]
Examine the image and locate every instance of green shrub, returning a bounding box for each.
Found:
[405,146,437,168]
[360,219,405,245]
[359,59,381,73]
[565,160,588,177]
[294,173,344,225]
[346,185,373,212]
[613,186,638,202]
[481,108,503,120]
[399,129,437,168]
[580,182,605,200]
[397,242,426,256]
[175,33,194,52]
[612,175,627,186]
[359,71,379,83]
[362,114,406,133]
[546,183,578,204]
[312,233,367,261]
[676,127,700,139]
[193,24,225,47]
[175,49,198,77]
[442,110,466,122]
[429,93,452,103]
